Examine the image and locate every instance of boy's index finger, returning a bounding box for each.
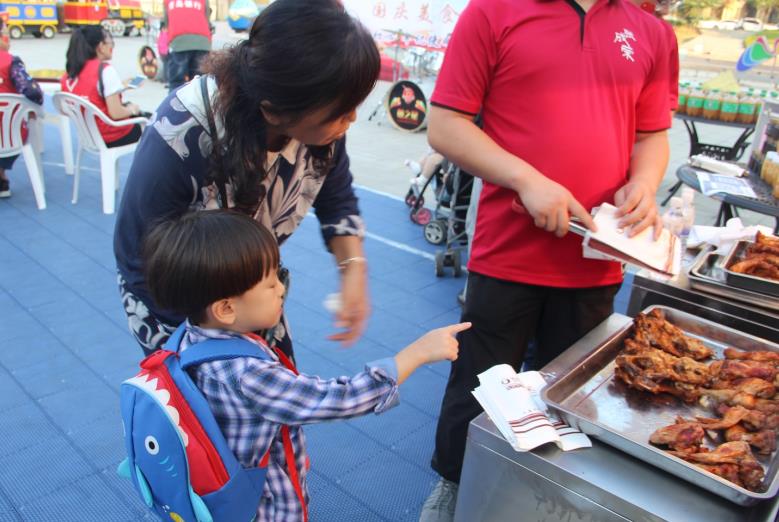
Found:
[447,322,472,335]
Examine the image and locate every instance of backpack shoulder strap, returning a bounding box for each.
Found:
[178,335,272,370]
[164,323,272,369]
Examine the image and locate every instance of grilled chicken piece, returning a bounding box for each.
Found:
[716,404,771,431]
[672,442,765,492]
[669,441,753,465]
[619,340,710,385]
[711,377,776,398]
[756,231,779,248]
[632,309,714,361]
[717,360,777,382]
[729,256,779,281]
[696,406,749,429]
[725,424,777,456]
[724,348,779,365]
[614,367,700,403]
[740,461,767,492]
[650,418,705,451]
[700,389,757,409]
[697,463,744,488]
[754,398,779,413]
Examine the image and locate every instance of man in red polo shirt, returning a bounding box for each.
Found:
[420,0,671,519]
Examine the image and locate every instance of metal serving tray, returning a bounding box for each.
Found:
[689,250,779,312]
[541,305,779,506]
[722,240,779,298]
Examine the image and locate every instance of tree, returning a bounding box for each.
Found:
[750,0,779,22]
[677,0,723,24]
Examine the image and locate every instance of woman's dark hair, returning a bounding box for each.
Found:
[200,0,380,214]
[66,26,109,79]
[143,210,280,324]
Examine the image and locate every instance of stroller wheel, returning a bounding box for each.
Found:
[424,219,448,245]
[411,207,433,225]
[434,251,445,277]
[405,191,416,207]
[451,249,463,278]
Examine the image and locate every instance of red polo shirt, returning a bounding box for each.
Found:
[662,19,680,110]
[432,0,671,288]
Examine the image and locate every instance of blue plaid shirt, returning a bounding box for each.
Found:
[178,321,400,521]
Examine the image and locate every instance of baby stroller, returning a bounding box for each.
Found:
[404,159,473,277]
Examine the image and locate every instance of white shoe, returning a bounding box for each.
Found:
[419,478,458,522]
[410,176,427,190]
[405,159,422,176]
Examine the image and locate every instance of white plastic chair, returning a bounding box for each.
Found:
[52,92,148,214]
[0,94,46,209]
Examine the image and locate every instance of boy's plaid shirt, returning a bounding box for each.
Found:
[178,321,399,521]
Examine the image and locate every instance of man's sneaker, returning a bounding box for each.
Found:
[0,178,10,198]
[419,478,458,522]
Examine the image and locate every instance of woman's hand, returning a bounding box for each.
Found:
[328,260,370,346]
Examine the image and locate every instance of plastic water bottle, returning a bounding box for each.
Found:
[662,197,685,239]
[680,187,696,243]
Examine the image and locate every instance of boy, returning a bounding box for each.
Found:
[142,210,470,521]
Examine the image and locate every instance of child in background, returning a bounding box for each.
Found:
[406,147,444,190]
[142,210,470,521]
[0,15,43,198]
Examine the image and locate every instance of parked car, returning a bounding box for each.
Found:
[697,19,741,31]
[741,17,764,32]
[697,19,719,29]
[718,19,742,31]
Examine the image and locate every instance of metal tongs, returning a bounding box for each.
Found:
[510,196,679,276]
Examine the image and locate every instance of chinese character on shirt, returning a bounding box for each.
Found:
[614,29,636,62]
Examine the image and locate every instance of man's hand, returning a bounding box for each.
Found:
[614,180,662,239]
[516,170,596,237]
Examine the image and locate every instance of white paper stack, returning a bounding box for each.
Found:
[689,155,746,177]
[472,365,591,452]
[582,203,682,277]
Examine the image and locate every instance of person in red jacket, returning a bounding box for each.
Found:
[165,0,212,92]
[60,26,143,148]
[0,16,43,199]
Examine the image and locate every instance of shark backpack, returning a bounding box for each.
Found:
[118,324,272,522]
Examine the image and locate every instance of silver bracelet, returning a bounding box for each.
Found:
[338,256,367,269]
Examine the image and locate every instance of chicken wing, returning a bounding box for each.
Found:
[716,360,777,382]
[650,418,705,451]
[696,463,743,488]
[724,348,779,365]
[716,404,771,431]
[668,441,753,465]
[725,424,777,456]
[696,406,749,430]
[711,376,776,398]
[700,389,757,410]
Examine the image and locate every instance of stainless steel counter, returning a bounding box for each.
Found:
[455,314,779,522]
